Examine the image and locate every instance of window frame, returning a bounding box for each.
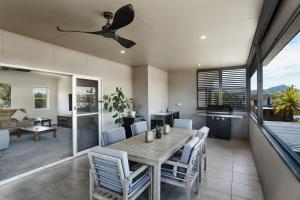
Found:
[197,66,247,111]
[33,87,49,110]
[248,12,300,180]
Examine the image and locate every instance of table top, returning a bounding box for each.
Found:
[19,126,55,132]
[34,118,51,121]
[107,127,196,165]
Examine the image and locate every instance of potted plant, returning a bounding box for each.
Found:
[129,98,141,117]
[100,87,133,126]
[272,86,300,121]
[155,125,161,139]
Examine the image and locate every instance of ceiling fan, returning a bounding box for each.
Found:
[57,4,136,48]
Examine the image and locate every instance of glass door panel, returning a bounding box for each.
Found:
[73,76,102,154]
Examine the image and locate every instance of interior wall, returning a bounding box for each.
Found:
[0,29,133,131]
[57,77,72,116]
[133,66,148,121]
[133,65,168,127]
[249,118,300,200]
[0,71,58,123]
[168,69,249,137]
[148,65,168,125]
[168,70,204,129]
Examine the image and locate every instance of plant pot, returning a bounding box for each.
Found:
[156,131,161,139]
[128,111,136,117]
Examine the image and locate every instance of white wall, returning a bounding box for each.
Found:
[168,70,205,129]
[133,66,148,121]
[0,29,133,131]
[57,77,72,116]
[0,71,58,123]
[249,118,300,200]
[148,65,168,123]
[133,65,168,126]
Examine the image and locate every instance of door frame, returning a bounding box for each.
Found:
[72,74,103,156]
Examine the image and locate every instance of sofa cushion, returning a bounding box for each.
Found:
[11,110,26,121]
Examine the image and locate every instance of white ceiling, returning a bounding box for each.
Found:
[0,0,263,70]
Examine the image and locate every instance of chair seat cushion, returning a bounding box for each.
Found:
[180,137,200,164]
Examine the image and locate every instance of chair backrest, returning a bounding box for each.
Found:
[173,119,193,130]
[88,147,130,194]
[180,137,200,164]
[102,127,126,146]
[196,126,209,140]
[131,121,147,136]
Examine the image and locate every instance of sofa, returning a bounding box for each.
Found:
[0,109,34,134]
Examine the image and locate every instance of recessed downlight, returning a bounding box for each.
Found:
[198,64,202,67]
[120,50,126,54]
[200,35,207,40]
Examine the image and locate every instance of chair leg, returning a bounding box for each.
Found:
[199,160,202,182]
[186,188,191,200]
[195,177,199,194]
[148,185,152,200]
[89,170,94,200]
[204,156,207,171]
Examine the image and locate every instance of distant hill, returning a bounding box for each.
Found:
[251,85,288,95]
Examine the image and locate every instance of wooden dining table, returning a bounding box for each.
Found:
[107,127,196,200]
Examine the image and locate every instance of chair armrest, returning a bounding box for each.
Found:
[164,160,188,168]
[128,164,149,182]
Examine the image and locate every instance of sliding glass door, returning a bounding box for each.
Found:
[72,75,102,154]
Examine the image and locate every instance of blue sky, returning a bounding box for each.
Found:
[251,32,300,90]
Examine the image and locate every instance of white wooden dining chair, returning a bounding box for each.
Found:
[173,119,193,130]
[161,137,204,200]
[196,126,209,182]
[131,121,148,136]
[102,127,126,146]
[88,147,152,200]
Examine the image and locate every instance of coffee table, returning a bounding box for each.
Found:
[34,118,52,127]
[18,126,57,142]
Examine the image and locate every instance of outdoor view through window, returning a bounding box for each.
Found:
[254,32,300,158]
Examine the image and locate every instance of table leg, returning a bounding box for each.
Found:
[152,163,161,200]
[53,128,57,138]
[35,132,39,142]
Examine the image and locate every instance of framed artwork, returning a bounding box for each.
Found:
[0,83,11,108]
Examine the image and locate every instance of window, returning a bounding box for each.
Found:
[33,87,49,109]
[250,71,257,114]
[197,70,220,108]
[197,68,246,110]
[262,32,300,161]
[0,83,11,108]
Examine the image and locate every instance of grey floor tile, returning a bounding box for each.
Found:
[233,172,261,187]
[200,176,232,194]
[232,182,264,200]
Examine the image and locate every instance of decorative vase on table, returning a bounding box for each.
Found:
[145,130,154,143]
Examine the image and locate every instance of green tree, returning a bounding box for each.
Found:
[272,86,300,121]
[100,87,132,126]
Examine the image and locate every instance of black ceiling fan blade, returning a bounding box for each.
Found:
[115,35,136,48]
[57,27,104,35]
[109,4,134,30]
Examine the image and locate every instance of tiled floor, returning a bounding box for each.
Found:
[0,138,264,200]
